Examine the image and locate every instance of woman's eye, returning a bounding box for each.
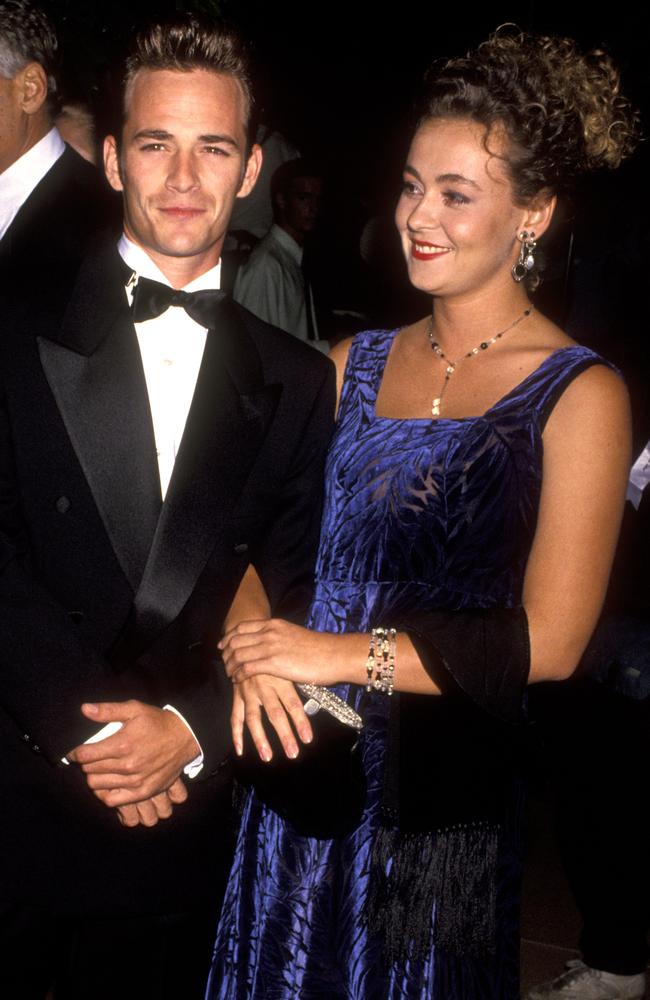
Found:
[401,180,421,197]
[442,189,470,206]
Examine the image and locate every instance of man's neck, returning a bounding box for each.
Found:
[0,115,52,176]
[123,235,222,289]
[278,221,304,247]
[118,234,221,291]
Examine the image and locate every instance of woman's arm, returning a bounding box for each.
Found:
[222,363,631,694]
[522,362,631,680]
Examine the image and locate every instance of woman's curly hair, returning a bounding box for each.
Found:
[419,27,640,203]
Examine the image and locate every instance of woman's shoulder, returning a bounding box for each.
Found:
[329,328,397,403]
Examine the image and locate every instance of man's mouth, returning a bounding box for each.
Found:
[159,207,205,219]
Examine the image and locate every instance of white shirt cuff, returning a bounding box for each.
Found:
[163,704,204,778]
[61,721,123,765]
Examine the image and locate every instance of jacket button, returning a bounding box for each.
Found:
[233,542,248,555]
[22,733,30,743]
[68,611,84,623]
[187,641,203,652]
[31,744,41,754]
[55,496,71,514]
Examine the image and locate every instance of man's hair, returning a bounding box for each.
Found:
[123,17,254,139]
[0,0,59,108]
[271,159,322,204]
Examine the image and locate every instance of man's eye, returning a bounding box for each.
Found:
[205,146,229,156]
[140,143,166,152]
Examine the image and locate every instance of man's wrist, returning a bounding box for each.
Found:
[163,704,204,778]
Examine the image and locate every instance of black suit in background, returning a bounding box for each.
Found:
[0,143,118,310]
[0,241,335,996]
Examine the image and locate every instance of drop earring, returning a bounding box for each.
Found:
[512,230,536,282]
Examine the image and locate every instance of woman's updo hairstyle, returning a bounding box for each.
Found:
[419,27,640,204]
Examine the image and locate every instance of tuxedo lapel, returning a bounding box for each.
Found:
[130,297,281,642]
[36,246,161,590]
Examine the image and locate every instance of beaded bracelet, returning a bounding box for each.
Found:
[365,627,396,695]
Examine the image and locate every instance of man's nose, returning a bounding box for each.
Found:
[166,151,200,192]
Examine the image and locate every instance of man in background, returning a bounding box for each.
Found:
[0,0,114,297]
[234,157,329,350]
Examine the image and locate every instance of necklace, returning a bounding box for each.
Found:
[427,306,533,418]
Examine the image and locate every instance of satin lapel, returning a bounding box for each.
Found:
[130,298,281,643]
[37,246,161,590]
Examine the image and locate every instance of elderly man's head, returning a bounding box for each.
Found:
[0,0,58,172]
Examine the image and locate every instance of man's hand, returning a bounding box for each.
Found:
[66,700,200,806]
[115,778,189,828]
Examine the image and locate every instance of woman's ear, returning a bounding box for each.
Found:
[521,191,556,240]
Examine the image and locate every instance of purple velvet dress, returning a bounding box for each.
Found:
[207,330,609,999]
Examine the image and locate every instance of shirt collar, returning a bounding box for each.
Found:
[0,127,65,238]
[117,233,222,293]
[269,223,303,264]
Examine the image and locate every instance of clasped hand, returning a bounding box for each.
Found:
[220,619,352,763]
[66,700,199,827]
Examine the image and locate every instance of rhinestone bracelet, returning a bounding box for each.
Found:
[365,627,396,695]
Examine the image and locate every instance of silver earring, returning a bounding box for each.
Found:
[512,230,536,282]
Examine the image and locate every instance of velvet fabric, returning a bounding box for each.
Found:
[208,331,613,999]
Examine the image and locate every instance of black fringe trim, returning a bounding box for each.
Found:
[366,822,499,963]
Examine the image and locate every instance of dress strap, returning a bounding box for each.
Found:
[336,328,398,425]
[490,345,620,431]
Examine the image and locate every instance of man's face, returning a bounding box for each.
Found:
[104,68,261,282]
[0,73,26,173]
[279,176,323,244]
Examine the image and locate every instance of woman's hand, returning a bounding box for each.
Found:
[220,619,362,688]
[231,675,313,761]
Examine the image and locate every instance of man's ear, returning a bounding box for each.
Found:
[18,62,48,116]
[103,135,124,193]
[236,142,262,199]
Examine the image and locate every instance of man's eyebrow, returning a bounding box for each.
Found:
[198,133,240,147]
[132,129,240,148]
[133,129,173,141]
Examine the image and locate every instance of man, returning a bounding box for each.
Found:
[234,158,329,349]
[0,17,334,999]
[0,1,114,295]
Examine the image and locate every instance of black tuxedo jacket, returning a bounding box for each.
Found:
[0,241,335,914]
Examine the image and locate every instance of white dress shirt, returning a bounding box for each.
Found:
[66,237,223,777]
[0,127,65,239]
[119,235,221,499]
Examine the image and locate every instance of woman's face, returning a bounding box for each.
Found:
[395,117,529,300]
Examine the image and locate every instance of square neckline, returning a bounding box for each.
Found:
[369,327,577,425]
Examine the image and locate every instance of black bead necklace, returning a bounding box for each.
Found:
[427,306,533,418]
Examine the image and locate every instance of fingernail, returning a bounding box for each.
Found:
[260,746,272,762]
[287,744,299,759]
[300,729,313,744]
[83,703,98,715]
[235,743,242,757]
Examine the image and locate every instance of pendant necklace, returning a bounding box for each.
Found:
[427,306,533,418]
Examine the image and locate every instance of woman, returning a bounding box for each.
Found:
[208,29,638,999]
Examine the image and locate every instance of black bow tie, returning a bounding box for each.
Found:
[130,276,225,328]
